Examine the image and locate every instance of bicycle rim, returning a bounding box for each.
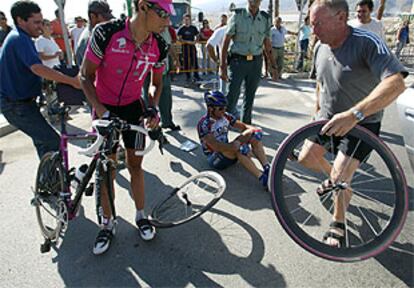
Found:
[149,171,226,228]
[270,120,408,262]
[34,152,67,241]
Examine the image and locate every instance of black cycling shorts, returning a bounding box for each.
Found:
[104,100,146,153]
[308,122,381,162]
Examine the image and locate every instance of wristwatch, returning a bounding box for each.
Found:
[351,108,365,122]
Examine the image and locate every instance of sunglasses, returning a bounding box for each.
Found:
[147,2,170,19]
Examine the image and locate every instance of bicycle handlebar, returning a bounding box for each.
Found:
[78,119,157,157]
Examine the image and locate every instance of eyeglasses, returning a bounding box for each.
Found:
[147,2,170,19]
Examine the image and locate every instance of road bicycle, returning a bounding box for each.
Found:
[32,106,226,253]
[269,120,409,262]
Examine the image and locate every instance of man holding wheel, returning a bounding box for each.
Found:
[80,0,172,255]
[297,0,407,247]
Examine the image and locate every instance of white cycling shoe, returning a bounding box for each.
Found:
[136,218,156,241]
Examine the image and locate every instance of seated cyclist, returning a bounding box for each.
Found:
[80,0,173,255]
[197,91,270,189]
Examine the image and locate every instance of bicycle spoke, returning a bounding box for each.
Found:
[351,188,395,194]
[351,187,393,211]
[356,206,379,237]
[351,176,390,186]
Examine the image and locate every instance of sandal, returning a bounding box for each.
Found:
[323,221,345,248]
[316,179,335,197]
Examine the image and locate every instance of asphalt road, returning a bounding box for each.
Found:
[0,76,413,287]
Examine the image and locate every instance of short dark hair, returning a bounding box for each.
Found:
[0,11,6,18]
[356,0,374,11]
[11,1,41,26]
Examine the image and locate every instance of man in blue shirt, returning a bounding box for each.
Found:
[0,1,80,159]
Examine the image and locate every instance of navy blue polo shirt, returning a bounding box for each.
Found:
[0,27,42,102]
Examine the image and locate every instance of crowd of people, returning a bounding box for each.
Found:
[0,0,409,255]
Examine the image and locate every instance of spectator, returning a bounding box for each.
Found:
[75,0,114,66]
[395,20,410,59]
[207,24,228,95]
[70,16,85,55]
[220,0,277,124]
[177,13,201,82]
[35,19,61,68]
[0,11,12,48]
[50,9,67,57]
[213,14,227,30]
[295,16,311,71]
[200,19,213,75]
[270,17,294,80]
[0,1,80,159]
[197,91,270,189]
[348,0,385,40]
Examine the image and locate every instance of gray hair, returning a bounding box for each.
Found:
[311,0,349,15]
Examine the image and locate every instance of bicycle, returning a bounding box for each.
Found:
[32,109,226,253]
[269,120,409,262]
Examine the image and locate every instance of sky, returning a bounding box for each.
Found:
[1,0,285,24]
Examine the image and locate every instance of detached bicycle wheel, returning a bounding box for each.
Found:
[32,152,68,241]
[270,120,408,262]
[149,171,226,228]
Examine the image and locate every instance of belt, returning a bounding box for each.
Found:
[4,96,36,104]
[272,46,284,49]
[230,53,262,61]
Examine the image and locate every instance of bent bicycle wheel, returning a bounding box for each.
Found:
[270,120,408,262]
[149,171,226,228]
[32,152,68,241]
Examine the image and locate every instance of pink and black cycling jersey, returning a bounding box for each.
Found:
[85,18,168,106]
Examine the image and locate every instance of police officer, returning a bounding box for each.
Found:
[220,0,277,124]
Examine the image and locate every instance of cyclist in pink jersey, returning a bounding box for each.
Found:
[80,0,174,255]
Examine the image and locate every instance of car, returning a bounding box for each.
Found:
[396,84,414,172]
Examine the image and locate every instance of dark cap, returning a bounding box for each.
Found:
[88,0,114,20]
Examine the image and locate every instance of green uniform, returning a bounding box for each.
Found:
[225,7,271,124]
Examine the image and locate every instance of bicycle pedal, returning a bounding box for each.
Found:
[85,183,94,196]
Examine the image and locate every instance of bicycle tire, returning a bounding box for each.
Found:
[270,120,408,262]
[149,171,226,228]
[33,152,68,241]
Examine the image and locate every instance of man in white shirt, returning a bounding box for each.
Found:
[70,16,85,55]
[35,19,61,68]
[348,0,385,40]
[207,25,228,95]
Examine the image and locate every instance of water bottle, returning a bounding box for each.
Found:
[71,164,88,190]
[239,144,251,155]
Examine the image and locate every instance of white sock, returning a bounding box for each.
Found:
[102,216,113,230]
[136,209,145,222]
